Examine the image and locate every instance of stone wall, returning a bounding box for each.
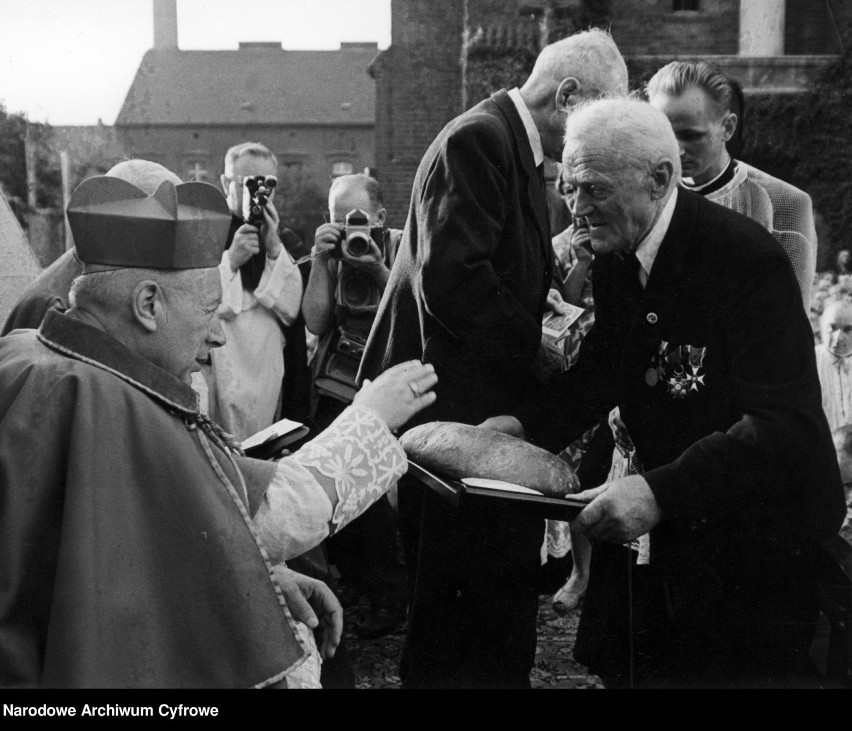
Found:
[25,209,65,269]
[609,0,740,56]
[369,0,465,225]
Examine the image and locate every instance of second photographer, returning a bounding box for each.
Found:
[302,173,406,639]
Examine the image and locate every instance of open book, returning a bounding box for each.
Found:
[241,418,310,460]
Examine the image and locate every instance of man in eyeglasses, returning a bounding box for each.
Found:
[200,142,304,442]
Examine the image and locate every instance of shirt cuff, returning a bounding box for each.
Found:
[293,404,408,532]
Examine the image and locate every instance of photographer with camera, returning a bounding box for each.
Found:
[200,142,305,442]
[302,173,407,639]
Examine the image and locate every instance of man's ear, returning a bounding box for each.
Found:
[650,160,675,199]
[721,112,738,142]
[220,173,230,197]
[132,281,161,333]
[555,77,581,112]
[376,207,387,227]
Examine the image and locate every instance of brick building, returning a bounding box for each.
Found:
[113,0,378,242]
[372,0,847,224]
[27,0,380,261]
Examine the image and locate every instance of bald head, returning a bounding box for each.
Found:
[328,173,386,228]
[519,29,627,160]
[560,99,679,255]
[106,159,181,194]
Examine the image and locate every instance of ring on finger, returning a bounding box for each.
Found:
[408,382,420,398]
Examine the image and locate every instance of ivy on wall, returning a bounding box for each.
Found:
[464,45,537,106]
[741,53,852,266]
[463,18,852,267]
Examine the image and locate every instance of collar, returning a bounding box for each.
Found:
[508,88,544,167]
[682,156,735,195]
[830,349,852,373]
[635,187,679,282]
[37,308,200,416]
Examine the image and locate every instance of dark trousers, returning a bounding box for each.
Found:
[397,473,543,688]
[325,494,406,607]
[397,345,543,687]
[574,538,822,688]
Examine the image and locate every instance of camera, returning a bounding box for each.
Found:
[333,208,383,259]
[242,174,277,228]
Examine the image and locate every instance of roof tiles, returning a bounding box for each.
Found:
[116,47,377,126]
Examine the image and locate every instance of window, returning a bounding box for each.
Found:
[184,160,213,183]
[673,0,700,11]
[331,161,355,177]
[281,161,304,176]
[183,150,212,183]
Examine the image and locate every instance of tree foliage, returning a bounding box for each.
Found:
[275,165,327,245]
[0,104,62,222]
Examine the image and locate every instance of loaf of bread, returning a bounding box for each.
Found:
[400,421,579,498]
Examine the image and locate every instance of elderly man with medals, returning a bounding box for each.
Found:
[483,99,845,688]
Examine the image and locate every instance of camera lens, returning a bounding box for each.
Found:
[345,233,371,258]
[340,269,374,308]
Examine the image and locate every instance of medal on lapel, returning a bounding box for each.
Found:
[664,344,707,398]
[644,340,668,387]
[666,366,690,399]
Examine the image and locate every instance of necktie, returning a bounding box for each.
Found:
[536,162,546,192]
[621,251,644,302]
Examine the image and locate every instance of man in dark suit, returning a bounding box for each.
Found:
[358,30,629,688]
[483,98,846,687]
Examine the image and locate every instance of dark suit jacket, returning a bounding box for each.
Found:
[358,89,553,424]
[515,188,845,682]
[516,189,843,546]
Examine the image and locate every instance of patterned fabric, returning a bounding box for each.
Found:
[295,405,407,530]
[253,405,407,563]
[543,227,599,559]
[252,404,407,688]
[706,161,817,310]
[285,625,322,689]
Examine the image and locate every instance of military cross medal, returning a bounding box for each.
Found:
[666,345,707,398]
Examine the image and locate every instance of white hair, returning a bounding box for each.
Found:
[820,297,852,329]
[526,28,628,99]
[68,268,207,315]
[563,98,682,183]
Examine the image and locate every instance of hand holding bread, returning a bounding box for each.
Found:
[400,421,580,498]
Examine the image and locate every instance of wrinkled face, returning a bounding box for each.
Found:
[561,141,658,255]
[156,268,225,383]
[329,183,385,227]
[222,154,277,218]
[649,86,733,186]
[838,250,851,269]
[822,303,852,358]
